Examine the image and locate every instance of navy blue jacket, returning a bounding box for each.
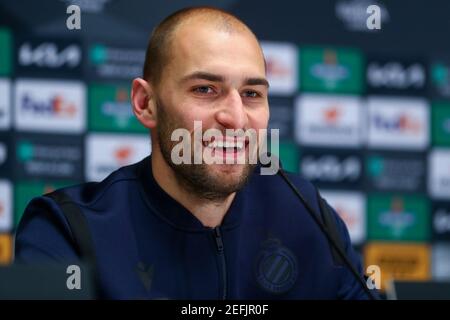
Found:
[15,156,369,299]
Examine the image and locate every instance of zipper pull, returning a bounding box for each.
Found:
[214,227,224,252]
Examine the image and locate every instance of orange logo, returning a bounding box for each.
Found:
[115,146,132,165]
[364,242,430,292]
[324,106,340,124]
[52,95,77,116]
[0,234,12,265]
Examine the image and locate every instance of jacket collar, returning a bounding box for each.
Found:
[137,156,248,232]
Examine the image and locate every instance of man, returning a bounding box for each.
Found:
[15,6,373,299]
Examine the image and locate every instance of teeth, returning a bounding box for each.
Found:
[205,140,245,150]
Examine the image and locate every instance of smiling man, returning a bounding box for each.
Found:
[132,8,270,227]
[15,7,374,299]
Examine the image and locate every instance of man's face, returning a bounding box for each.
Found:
[154,21,269,200]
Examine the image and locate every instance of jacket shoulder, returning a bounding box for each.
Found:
[15,160,143,263]
[52,160,142,209]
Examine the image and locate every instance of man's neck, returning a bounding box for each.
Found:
[151,151,235,228]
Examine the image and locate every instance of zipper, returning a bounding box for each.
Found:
[213,226,227,300]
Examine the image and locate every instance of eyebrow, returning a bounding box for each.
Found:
[181,71,269,88]
[245,77,270,88]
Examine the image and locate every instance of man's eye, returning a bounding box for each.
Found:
[193,86,214,94]
[243,90,260,98]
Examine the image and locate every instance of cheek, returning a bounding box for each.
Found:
[176,103,214,131]
[248,108,269,130]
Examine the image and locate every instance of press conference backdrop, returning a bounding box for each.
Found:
[0,0,450,293]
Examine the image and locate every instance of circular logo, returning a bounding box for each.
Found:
[255,240,298,294]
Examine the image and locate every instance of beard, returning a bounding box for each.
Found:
[155,98,256,202]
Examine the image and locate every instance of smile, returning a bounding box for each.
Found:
[202,138,246,153]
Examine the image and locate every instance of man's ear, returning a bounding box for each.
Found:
[131,78,157,129]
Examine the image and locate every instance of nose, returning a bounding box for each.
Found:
[215,89,248,130]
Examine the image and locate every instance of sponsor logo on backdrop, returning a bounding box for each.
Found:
[14,79,85,133]
[0,234,12,264]
[428,149,450,199]
[0,79,11,130]
[15,134,84,181]
[432,244,450,280]
[320,190,366,244]
[85,133,151,181]
[367,97,429,150]
[368,194,430,241]
[335,0,389,32]
[261,42,298,95]
[300,150,362,188]
[432,204,450,241]
[0,180,12,232]
[366,57,427,95]
[431,62,450,99]
[88,44,145,80]
[16,37,82,77]
[295,94,364,147]
[0,28,12,76]
[300,47,363,94]
[364,243,430,291]
[366,153,426,193]
[432,102,450,146]
[88,83,145,132]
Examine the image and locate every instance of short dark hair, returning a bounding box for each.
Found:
[142,6,255,86]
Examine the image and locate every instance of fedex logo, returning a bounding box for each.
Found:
[14,79,85,133]
[21,93,77,117]
[367,97,429,150]
[372,113,421,134]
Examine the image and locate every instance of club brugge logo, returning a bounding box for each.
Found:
[255,238,298,294]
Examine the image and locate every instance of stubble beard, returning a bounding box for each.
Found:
[155,98,256,202]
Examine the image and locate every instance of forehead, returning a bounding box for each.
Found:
[167,20,266,81]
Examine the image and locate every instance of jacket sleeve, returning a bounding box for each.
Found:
[14,196,80,264]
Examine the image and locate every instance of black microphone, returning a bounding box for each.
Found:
[259,153,377,300]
